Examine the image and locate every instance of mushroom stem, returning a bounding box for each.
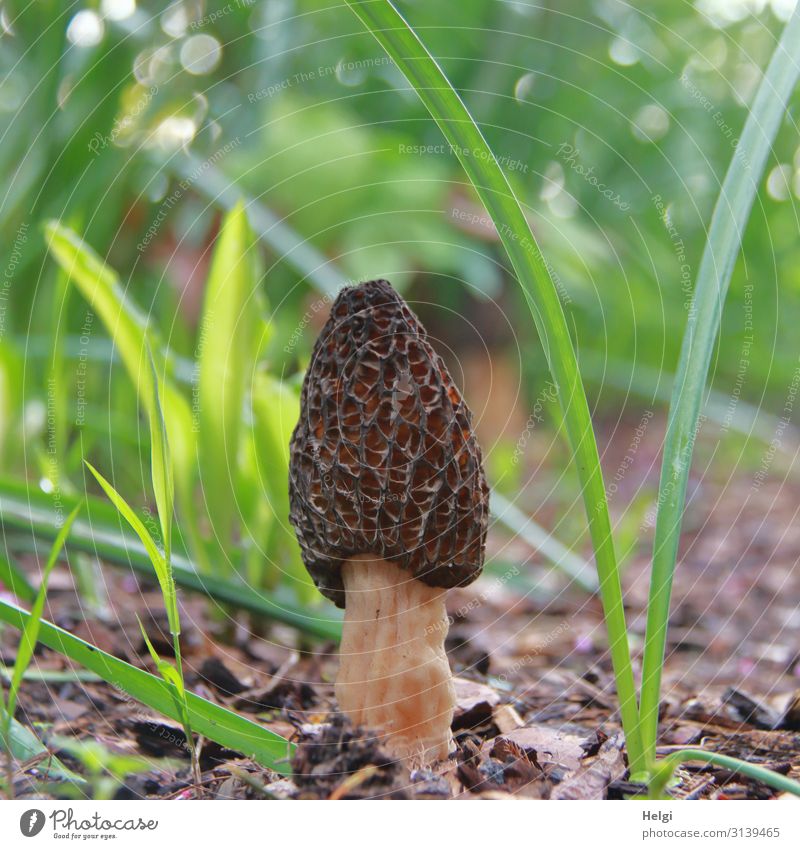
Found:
[336,554,456,766]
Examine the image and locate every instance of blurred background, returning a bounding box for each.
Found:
[2,0,800,611]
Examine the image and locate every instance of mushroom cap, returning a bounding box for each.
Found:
[288,279,489,608]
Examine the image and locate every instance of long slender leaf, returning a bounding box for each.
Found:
[145,343,174,566]
[84,462,179,637]
[44,221,152,383]
[344,0,643,772]
[6,506,81,719]
[0,599,294,774]
[640,7,800,762]
[1,508,83,788]
[660,749,800,799]
[580,352,799,450]
[136,616,193,749]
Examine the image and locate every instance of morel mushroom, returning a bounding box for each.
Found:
[288,279,489,765]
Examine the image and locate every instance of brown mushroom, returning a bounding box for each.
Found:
[288,279,489,765]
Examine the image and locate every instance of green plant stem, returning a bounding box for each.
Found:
[659,750,800,798]
[172,634,199,784]
[344,0,644,775]
[639,7,800,766]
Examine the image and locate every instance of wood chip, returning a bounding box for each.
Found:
[493,703,525,734]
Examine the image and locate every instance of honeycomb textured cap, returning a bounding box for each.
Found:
[288,279,489,608]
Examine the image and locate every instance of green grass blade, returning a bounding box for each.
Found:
[197,202,263,561]
[0,479,343,641]
[136,616,193,744]
[145,343,174,566]
[6,505,81,720]
[344,0,643,773]
[640,7,800,764]
[0,599,293,774]
[84,461,179,637]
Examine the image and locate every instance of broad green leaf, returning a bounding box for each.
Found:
[85,461,179,637]
[0,599,293,773]
[197,202,263,559]
[44,222,196,556]
[44,221,151,383]
[640,6,800,761]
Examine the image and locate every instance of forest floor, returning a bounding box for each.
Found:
[3,414,800,800]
